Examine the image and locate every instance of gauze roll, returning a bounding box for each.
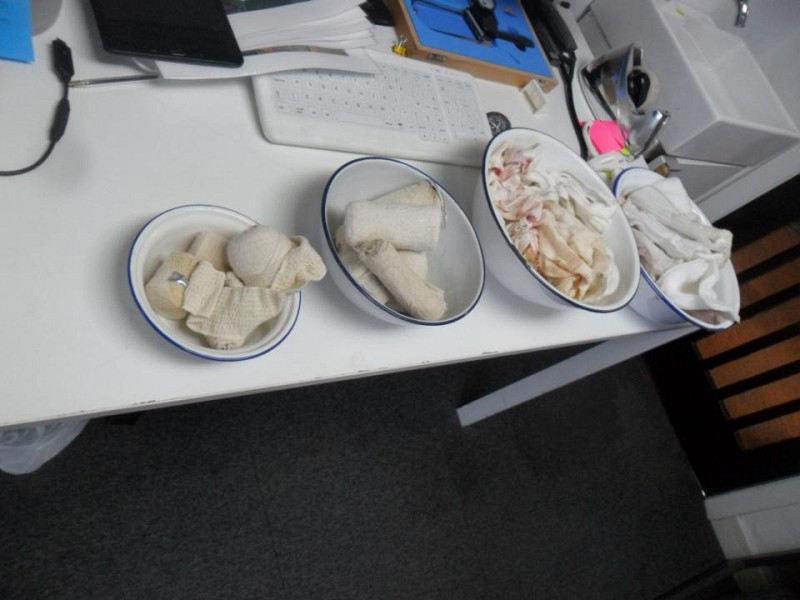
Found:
[188,231,231,271]
[145,251,198,320]
[342,182,444,251]
[357,239,446,320]
[227,226,294,287]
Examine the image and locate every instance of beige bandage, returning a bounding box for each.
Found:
[185,286,285,350]
[227,226,294,287]
[357,240,447,321]
[270,236,327,292]
[343,197,443,252]
[374,180,443,207]
[188,231,231,271]
[337,242,392,304]
[144,251,199,320]
[182,261,226,319]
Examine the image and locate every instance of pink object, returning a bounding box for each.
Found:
[587,120,627,154]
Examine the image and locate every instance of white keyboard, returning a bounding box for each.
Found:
[251,51,492,166]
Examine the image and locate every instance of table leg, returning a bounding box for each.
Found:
[457,327,693,427]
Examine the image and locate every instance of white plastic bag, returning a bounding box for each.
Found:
[0,419,88,475]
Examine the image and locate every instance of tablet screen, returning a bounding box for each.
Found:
[90,0,244,66]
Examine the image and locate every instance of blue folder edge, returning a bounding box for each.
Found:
[404,0,553,78]
[0,0,35,63]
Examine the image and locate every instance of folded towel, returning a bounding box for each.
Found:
[144,251,199,320]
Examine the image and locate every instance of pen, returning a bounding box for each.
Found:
[68,74,160,88]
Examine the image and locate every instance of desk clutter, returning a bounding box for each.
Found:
[128,129,740,359]
[385,0,557,89]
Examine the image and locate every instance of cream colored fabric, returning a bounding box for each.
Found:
[227,226,294,287]
[343,199,442,252]
[188,231,231,272]
[224,271,244,288]
[269,236,327,292]
[186,286,285,350]
[374,180,443,207]
[182,260,226,319]
[227,226,326,290]
[357,239,446,320]
[144,251,198,320]
[334,226,428,304]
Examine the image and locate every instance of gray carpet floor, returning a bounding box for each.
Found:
[0,350,724,600]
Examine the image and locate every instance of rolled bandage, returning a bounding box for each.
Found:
[188,231,231,271]
[227,226,294,287]
[338,243,392,304]
[144,251,198,319]
[182,261,226,319]
[357,240,447,321]
[185,286,285,350]
[343,187,443,251]
[374,180,443,207]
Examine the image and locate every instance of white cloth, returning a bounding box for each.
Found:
[622,177,738,321]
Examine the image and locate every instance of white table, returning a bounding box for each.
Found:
[0,1,692,431]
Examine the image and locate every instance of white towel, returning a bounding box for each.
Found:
[622,176,738,321]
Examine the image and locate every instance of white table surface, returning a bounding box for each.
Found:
[0,1,683,429]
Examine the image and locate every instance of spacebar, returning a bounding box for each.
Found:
[334,111,419,133]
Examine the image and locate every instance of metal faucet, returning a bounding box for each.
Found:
[736,0,749,27]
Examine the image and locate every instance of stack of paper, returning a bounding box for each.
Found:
[155,0,378,80]
[226,0,376,52]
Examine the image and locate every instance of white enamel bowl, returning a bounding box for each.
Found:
[613,168,739,331]
[128,205,301,360]
[320,157,485,326]
[473,128,641,312]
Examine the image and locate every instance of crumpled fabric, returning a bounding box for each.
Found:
[622,177,739,322]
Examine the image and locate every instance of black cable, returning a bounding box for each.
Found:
[1,39,74,177]
[558,50,589,161]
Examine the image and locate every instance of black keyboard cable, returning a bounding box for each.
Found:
[1,39,74,177]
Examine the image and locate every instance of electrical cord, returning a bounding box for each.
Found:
[558,49,589,161]
[1,39,74,177]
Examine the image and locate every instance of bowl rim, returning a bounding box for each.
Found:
[481,127,636,313]
[128,204,302,361]
[321,156,485,326]
[613,167,736,331]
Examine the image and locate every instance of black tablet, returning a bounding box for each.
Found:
[89,0,244,67]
